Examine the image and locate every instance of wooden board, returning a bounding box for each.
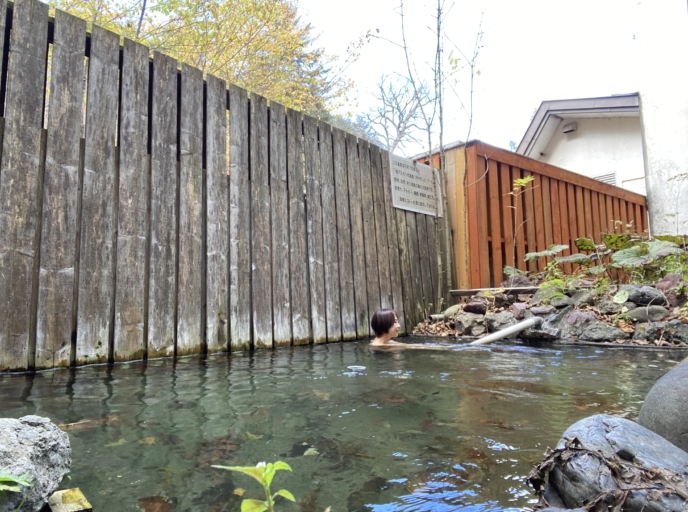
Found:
[583,188,594,239]
[532,174,547,270]
[605,195,614,233]
[346,134,368,337]
[35,10,85,369]
[591,191,601,242]
[270,103,291,346]
[566,183,578,253]
[416,213,434,312]
[476,156,491,285]
[436,171,451,305]
[465,145,481,287]
[112,38,149,363]
[487,160,503,285]
[176,63,203,356]
[0,0,48,371]
[228,84,250,350]
[250,94,272,349]
[148,51,178,359]
[318,122,342,341]
[206,76,229,353]
[380,151,406,333]
[395,208,413,330]
[425,214,439,312]
[370,147,392,310]
[500,163,515,270]
[541,176,554,251]
[0,0,7,112]
[575,186,586,240]
[303,116,326,344]
[405,211,424,322]
[523,171,537,272]
[332,128,355,339]
[76,26,119,365]
[358,141,380,323]
[513,168,527,271]
[287,109,310,344]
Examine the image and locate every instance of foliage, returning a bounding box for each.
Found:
[524,244,569,263]
[503,265,527,278]
[554,253,594,265]
[612,289,629,304]
[212,461,294,512]
[601,233,633,251]
[512,175,534,191]
[610,241,683,269]
[0,471,32,494]
[574,237,596,252]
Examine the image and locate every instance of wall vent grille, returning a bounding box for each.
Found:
[594,172,617,186]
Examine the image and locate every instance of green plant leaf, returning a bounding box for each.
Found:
[524,244,569,262]
[503,265,526,278]
[272,461,292,472]
[601,233,633,251]
[554,253,593,265]
[212,465,266,486]
[0,471,32,489]
[613,290,629,304]
[0,483,22,492]
[611,241,684,268]
[241,499,268,512]
[574,238,596,252]
[273,489,296,502]
[586,265,608,276]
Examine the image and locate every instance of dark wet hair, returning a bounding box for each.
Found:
[371,309,397,337]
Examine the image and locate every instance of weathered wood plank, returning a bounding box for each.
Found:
[304,115,326,344]
[205,76,229,353]
[346,134,368,337]
[359,141,380,323]
[287,109,310,344]
[591,191,601,242]
[148,51,178,359]
[558,180,573,273]
[332,128,355,339]
[583,189,594,239]
[405,211,424,323]
[228,84,250,350]
[113,38,149,363]
[0,0,48,371]
[620,198,629,230]
[532,174,547,270]
[523,171,537,272]
[416,213,433,313]
[425,214,439,312]
[500,163,515,270]
[370,146,392,310]
[395,208,413,330]
[476,157,491,285]
[250,93,272,349]
[513,168,527,271]
[465,145,481,287]
[575,186,586,239]
[550,179,568,272]
[566,183,578,254]
[270,103,291,346]
[318,122,341,341]
[0,0,7,107]
[380,150,405,333]
[541,176,554,251]
[76,25,119,365]
[487,160,503,285]
[35,10,85,369]
[176,63,203,356]
[605,195,614,233]
[436,166,451,306]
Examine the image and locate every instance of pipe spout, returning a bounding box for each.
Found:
[469,316,544,345]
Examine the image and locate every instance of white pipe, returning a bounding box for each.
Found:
[469,317,544,345]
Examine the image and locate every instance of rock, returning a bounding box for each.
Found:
[594,298,622,315]
[530,305,556,317]
[441,304,461,320]
[530,283,566,306]
[633,320,688,344]
[485,311,517,334]
[499,275,533,288]
[665,320,688,343]
[480,292,510,309]
[454,312,485,336]
[512,302,528,320]
[655,274,688,308]
[463,296,488,315]
[620,285,667,306]
[570,289,595,306]
[578,320,628,342]
[540,309,628,341]
[0,415,71,512]
[624,301,637,311]
[638,361,688,453]
[550,295,573,308]
[545,414,688,512]
[633,322,667,341]
[628,305,671,322]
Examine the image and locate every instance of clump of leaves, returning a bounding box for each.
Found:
[0,471,34,511]
[524,244,569,262]
[503,265,527,278]
[212,461,295,512]
[611,241,683,269]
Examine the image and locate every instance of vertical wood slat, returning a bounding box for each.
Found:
[304,115,326,344]
[465,145,481,287]
[346,134,368,337]
[575,186,586,240]
[523,171,537,272]
[612,197,621,232]
[598,193,608,235]
[381,151,406,334]
[476,156,491,286]
[605,195,614,233]
[229,84,250,350]
[513,168,527,271]
[359,141,381,323]
[206,75,228,353]
[332,128,355,339]
[425,215,439,311]
[318,122,341,341]
[250,94,272,349]
[405,211,424,323]
[620,198,629,230]
[270,103,291,346]
[566,183,579,255]
[416,213,433,313]
[36,10,85,369]
[148,51,178,359]
[627,201,635,233]
[0,0,48,371]
[541,176,554,251]
[113,38,148,363]
[176,64,203,356]
[287,109,310,344]
[591,191,601,242]
[634,203,642,235]
[78,26,120,364]
[395,208,413,329]
[0,0,7,109]
[370,147,392,310]
[583,189,594,239]
[436,165,451,306]
[500,163,515,270]
[551,179,571,273]
[532,174,547,270]
[558,181,573,272]
[487,159,503,285]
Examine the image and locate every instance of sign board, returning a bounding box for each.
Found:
[389,154,443,217]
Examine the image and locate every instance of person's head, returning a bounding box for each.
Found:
[371,309,400,337]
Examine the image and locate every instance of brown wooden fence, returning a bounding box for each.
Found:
[0,0,448,372]
[446,141,648,289]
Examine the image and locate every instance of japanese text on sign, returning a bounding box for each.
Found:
[389,154,443,217]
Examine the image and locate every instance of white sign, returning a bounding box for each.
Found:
[389,154,443,217]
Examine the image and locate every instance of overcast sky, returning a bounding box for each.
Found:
[296,0,644,156]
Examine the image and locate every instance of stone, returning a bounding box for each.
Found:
[485,311,517,334]
[550,295,573,308]
[538,309,628,341]
[638,361,688,453]
[454,312,486,336]
[633,320,688,344]
[655,273,688,308]
[577,320,629,342]
[463,296,488,315]
[48,489,93,512]
[624,301,637,311]
[530,284,566,306]
[530,305,556,316]
[0,415,71,512]
[628,305,670,322]
[546,414,688,512]
[569,289,595,306]
[620,285,667,306]
[594,298,622,315]
[499,275,533,288]
[512,302,528,320]
[441,304,461,320]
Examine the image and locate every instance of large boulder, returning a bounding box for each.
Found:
[529,414,688,512]
[628,306,671,323]
[620,285,667,306]
[463,296,488,315]
[454,312,486,336]
[0,416,71,512]
[638,360,688,453]
[634,320,688,344]
[485,311,517,333]
[655,274,688,308]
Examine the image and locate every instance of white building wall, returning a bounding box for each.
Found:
[539,117,646,194]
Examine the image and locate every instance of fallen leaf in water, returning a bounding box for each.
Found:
[304,447,320,456]
[105,438,127,447]
[246,431,263,440]
[137,495,171,512]
[233,488,245,497]
[59,419,99,431]
[139,437,156,445]
[384,396,406,403]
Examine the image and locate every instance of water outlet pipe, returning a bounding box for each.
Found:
[469,317,543,345]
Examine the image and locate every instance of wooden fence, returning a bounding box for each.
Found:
[446,141,648,288]
[0,0,448,372]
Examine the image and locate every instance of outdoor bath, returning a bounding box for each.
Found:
[1,339,682,511]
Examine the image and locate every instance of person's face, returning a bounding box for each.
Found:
[390,315,400,337]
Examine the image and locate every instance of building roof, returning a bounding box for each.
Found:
[516,93,640,158]
[409,139,466,161]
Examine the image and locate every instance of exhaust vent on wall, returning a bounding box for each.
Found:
[594,172,617,186]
